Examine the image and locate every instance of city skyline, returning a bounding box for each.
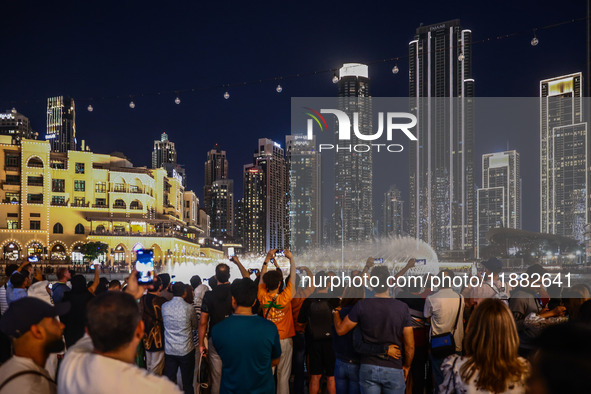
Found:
[0,1,588,237]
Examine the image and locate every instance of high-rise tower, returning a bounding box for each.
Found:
[46,96,76,153]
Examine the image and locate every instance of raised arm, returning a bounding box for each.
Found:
[88,264,101,294]
[284,249,296,297]
[230,255,250,278]
[261,249,276,278]
[394,258,416,280]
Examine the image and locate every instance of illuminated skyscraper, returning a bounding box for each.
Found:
[152,132,177,168]
[408,20,475,258]
[0,108,35,144]
[203,144,229,220]
[46,96,76,153]
[243,165,265,254]
[540,73,586,241]
[382,185,404,236]
[286,134,321,252]
[210,179,234,238]
[477,150,521,257]
[334,63,373,244]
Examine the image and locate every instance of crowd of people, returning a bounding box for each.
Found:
[0,251,590,394]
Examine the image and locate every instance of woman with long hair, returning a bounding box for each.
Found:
[439,298,529,394]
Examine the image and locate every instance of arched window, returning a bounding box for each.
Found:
[130,200,142,210]
[75,223,85,234]
[113,199,126,209]
[53,223,63,234]
[96,225,105,233]
[27,157,43,168]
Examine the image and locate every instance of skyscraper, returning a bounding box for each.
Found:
[540,73,587,241]
[408,20,475,258]
[152,132,177,169]
[46,96,76,153]
[477,150,521,257]
[234,198,245,244]
[0,108,35,143]
[243,138,288,254]
[243,165,265,254]
[286,134,321,252]
[334,63,373,244]
[210,179,234,238]
[203,145,229,220]
[382,185,404,237]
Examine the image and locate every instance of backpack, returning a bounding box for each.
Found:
[490,282,510,304]
[307,298,333,340]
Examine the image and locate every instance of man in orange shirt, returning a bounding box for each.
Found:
[258,249,296,394]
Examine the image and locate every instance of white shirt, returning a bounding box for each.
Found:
[57,335,181,394]
[424,288,465,352]
[0,355,55,394]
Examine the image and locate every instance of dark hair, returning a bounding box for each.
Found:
[263,270,283,291]
[158,273,171,289]
[5,264,19,277]
[576,300,591,325]
[86,292,141,353]
[231,278,258,307]
[526,263,547,276]
[190,275,202,289]
[172,282,187,297]
[56,267,69,281]
[532,323,591,394]
[314,271,327,290]
[151,276,163,292]
[370,266,390,293]
[108,280,121,289]
[215,264,230,283]
[10,272,26,288]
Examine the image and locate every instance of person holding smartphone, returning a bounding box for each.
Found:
[258,249,296,394]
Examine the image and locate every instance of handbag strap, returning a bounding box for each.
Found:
[265,293,279,319]
[451,295,462,335]
[0,370,55,391]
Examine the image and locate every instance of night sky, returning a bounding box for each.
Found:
[1,0,587,232]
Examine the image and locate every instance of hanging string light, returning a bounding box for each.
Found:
[4,16,582,110]
[531,29,539,46]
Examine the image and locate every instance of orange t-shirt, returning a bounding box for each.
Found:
[258,281,295,339]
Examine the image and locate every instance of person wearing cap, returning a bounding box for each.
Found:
[0,297,69,393]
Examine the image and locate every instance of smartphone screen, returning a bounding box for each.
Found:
[228,247,235,258]
[374,258,384,264]
[415,259,427,266]
[136,249,155,285]
[276,250,285,257]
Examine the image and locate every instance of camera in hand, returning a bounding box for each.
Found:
[276,250,285,257]
[374,258,384,264]
[136,249,155,285]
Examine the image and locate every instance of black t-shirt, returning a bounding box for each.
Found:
[348,298,413,369]
[297,296,339,341]
[201,283,233,337]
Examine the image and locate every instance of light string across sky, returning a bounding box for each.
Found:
[3,15,588,111]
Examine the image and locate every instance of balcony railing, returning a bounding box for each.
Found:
[50,201,68,207]
[28,182,43,187]
[88,230,199,243]
[4,165,19,171]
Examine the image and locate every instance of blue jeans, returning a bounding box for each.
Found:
[359,364,405,394]
[430,353,444,394]
[334,358,360,394]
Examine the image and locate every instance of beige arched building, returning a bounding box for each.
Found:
[0,137,223,268]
